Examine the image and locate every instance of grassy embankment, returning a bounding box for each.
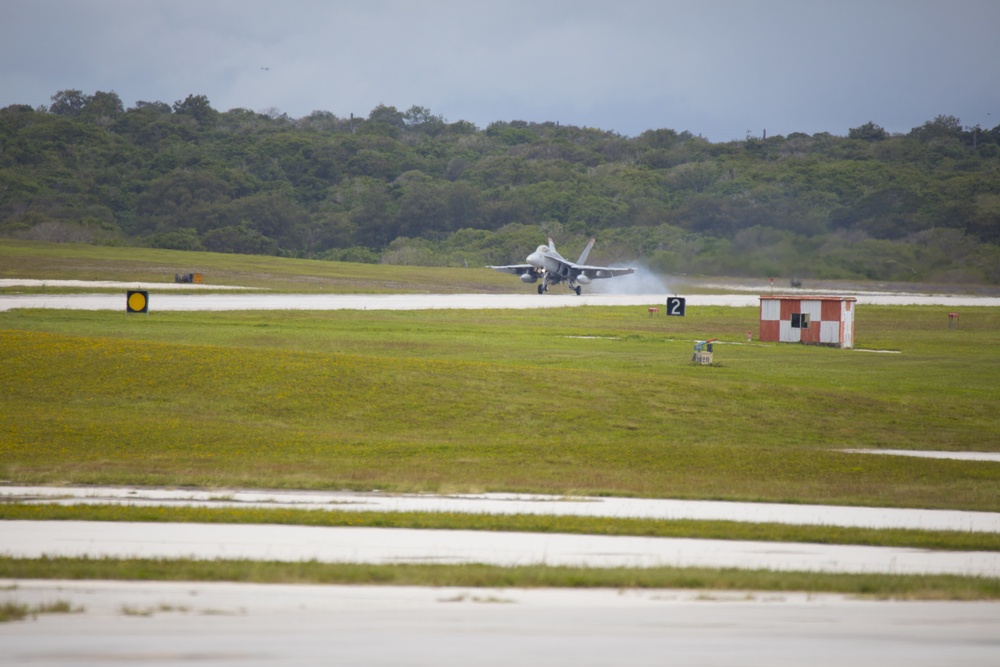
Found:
[2,241,999,596]
[0,239,513,293]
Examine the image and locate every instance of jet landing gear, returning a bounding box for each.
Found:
[537,283,582,295]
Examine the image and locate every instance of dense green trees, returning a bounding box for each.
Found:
[1,90,999,283]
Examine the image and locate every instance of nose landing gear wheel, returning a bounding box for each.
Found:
[538,284,545,294]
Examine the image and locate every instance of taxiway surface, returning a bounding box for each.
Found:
[4,580,998,667]
[5,486,1000,577]
[6,485,1000,533]
[4,519,999,576]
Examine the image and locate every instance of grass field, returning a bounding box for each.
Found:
[2,241,999,596]
[0,239,514,293]
[2,303,999,510]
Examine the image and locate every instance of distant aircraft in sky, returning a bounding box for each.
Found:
[489,238,635,295]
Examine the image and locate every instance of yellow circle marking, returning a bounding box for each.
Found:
[128,292,147,312]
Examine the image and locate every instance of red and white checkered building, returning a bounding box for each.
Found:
[759,296,856,348]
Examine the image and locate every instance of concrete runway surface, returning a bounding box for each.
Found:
[6,485,1000,577]
[4,519,1000,576]
[5,485,1000,576]
[2,580,999,667]
[5,484,1000,532]
[1,291,747,311]
[3,291,1000,311]
[3,285,1000,311]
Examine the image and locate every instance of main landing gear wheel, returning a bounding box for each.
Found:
[574,286,582,295]
[538,284,545,294]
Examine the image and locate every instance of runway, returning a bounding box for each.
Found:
[0,291,743,311]
[3,288,1000,311]
[4,580,998,667]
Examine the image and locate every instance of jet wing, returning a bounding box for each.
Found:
[487,263,535,276]
[575,265,636,279]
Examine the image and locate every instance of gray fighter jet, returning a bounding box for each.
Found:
[489,238,635,295]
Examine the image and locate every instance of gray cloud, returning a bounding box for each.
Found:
[2,0,998,141]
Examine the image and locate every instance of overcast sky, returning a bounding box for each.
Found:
[3,0,998,142]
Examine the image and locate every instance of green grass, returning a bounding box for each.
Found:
[0,239,515,293]
[1,556,997,600]
[2,305,999,510]
[3,503,998,552]
[0,598,81,623]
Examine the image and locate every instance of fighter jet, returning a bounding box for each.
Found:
[489,238,635,295]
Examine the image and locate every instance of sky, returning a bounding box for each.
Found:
[2,0,998,142]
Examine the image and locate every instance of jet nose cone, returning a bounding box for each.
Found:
[527,251,543,268]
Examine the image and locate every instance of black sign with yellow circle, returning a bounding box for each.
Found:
[126,290,149,314]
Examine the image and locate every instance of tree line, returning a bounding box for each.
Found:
[1,89,999,283]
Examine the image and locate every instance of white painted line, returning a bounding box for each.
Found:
[842,449,1000,463]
